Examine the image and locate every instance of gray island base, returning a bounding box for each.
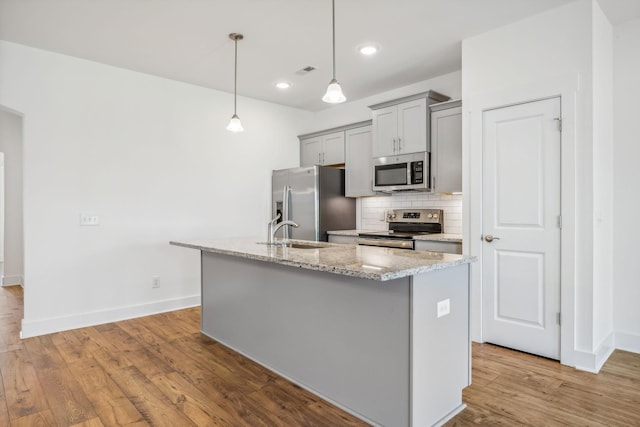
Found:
[171,239,474,427]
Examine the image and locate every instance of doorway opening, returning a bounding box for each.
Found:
[0,108,25,291]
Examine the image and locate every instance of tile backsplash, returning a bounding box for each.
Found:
[360,193,462,234]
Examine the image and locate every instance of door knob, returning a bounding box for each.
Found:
[484,234,500,242]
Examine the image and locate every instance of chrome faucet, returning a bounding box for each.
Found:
[267,214,299,245]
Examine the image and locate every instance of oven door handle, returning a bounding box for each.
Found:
[356,238,414,250]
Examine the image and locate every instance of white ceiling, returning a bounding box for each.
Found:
[1,0,638,111]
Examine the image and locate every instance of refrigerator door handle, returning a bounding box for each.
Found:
[283,185,291,239]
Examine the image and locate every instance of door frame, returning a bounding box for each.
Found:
[464,75,580,367]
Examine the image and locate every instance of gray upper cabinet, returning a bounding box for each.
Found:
[300,131,345,166]
[430,100,462,194]
[370,91,449,158]
[345,124,375,197]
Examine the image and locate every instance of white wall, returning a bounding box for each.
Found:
[613,17,640,353]
[0,109,24,286]
[0,41,313,337]
[462,0,616,371]
[591,1,614,356]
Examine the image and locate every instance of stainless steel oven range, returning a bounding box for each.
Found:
[356,208,443,250]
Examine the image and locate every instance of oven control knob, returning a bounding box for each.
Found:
[433,214,439,219]
[427,213,433,218]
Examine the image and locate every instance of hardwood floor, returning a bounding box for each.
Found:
[1,285,639,426]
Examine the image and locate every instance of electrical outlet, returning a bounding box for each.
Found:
[437,298,450,318]
[80,213,100,226]
[152,276,160,288]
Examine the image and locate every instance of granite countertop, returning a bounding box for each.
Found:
[171,238,475,282]
[327,230,462,243]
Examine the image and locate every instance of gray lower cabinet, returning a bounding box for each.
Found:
[415,239,462,254]
[430,100,462,194]
[345,124,375,197]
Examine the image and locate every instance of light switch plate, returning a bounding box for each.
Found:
[437,298,450,318]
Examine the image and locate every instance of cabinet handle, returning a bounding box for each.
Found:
[398,137,402,152]
[318,152,321,164]
[392,138,397,153]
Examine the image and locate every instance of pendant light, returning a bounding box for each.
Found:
[322,0,346,104]
[226,33,244,132]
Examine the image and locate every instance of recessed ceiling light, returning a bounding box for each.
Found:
[358,45,379,56]
[275,81,291,89]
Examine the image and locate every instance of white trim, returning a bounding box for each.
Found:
[2,274,23,286]
[615,332,640,354]
[574,332,615,373]
[20,294,201,338]
[464,73,579,367]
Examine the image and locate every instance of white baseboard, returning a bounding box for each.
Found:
[573,333,615,373]
[2,275,23,286]
[615,332,640,354]
[20,295,201,338]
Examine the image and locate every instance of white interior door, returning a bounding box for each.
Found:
[482,97,561,360]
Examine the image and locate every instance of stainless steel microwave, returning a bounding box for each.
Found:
[372,152,429,192]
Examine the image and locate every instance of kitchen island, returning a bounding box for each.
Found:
[171,238,475,427]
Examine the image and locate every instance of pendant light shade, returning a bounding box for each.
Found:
[323,0,346,104]
[227,33,244,132]
[322,78,346,103]
[226,114,243,132]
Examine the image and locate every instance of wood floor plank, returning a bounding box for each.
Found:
[23,335,68,371]
[115,318,168,347]
[0,348,49,420]
[108,365,197,427]
[118,347,175,380]
[0,370,11,426]
[145,339,220,385]
[69,357,146,426]
[36,366,99,426]
[151,371,237,426]
[50,330,90,364]
[10,409,57,427]
[69,416,106,427]
[191,336,278,390]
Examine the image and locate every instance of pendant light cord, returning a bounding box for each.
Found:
[331,0,336,80]
[233,37,238,115]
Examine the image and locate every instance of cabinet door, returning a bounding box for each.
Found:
[431,106,462,193]
[372,105,398,157]
[322,131,345,165]
[300,136,322,167]
[398,98,427,154]
[345,125,375,197]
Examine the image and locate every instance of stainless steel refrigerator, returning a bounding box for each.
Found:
[272,165,356,241]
